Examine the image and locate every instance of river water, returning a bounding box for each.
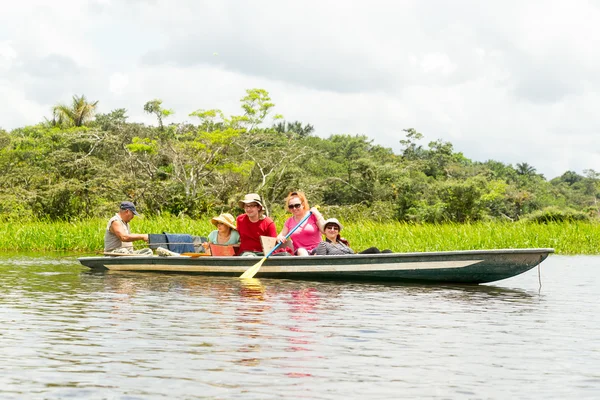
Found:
[0,254,598,399]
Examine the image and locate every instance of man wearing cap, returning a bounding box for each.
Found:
[236,193,277,256]
[104,201,150,254]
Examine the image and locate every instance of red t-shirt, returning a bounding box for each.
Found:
[236,214,277,253]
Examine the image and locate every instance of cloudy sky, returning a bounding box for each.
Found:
[1,0,599,179]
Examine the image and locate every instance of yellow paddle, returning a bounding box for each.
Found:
[240,210,314,279]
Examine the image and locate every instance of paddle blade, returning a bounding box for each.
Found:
[240,257,266,279]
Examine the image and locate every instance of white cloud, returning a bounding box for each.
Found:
[419,53,457,76]
[0,41,17,69]
[1,0,600,178]
[109,73,130,95]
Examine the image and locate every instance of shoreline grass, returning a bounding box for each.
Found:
[0,217,598,255]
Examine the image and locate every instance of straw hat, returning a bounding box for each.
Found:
[322,218,343,232]
[211,213,237,230]
[238,193,263,209]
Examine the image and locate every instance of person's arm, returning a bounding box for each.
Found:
[310,207,325,231]
[266,219,278,237]
[340,242,355,254]
[314,241,328,256]
[202,230,217,251]
[277,225,290,243]
[110,221,148,243]
[230,230,240,245]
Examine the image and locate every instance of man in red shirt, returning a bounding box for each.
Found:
[236,193,277,256]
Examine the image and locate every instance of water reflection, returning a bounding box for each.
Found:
[239,278,267,301]
[282,287,322,378]
[0,256,541,308]
[1,256,599,399]
[234,278,269,366]
[93,271,538,300]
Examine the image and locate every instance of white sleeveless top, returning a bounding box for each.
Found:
[104,214,134,252]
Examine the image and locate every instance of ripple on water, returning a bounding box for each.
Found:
[0,255,599,399]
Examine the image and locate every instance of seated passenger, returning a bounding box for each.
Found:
[202,213,240,254]
[314,218,392,256]
[104,201,151,255]
[276,191,325,256]
[236,193,277,256]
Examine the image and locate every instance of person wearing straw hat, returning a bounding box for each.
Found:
[104,201,151,254]
[236,193,277,256]
[201,213,240,253]
[314,218,392,255]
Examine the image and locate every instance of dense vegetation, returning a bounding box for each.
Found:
[1,219,597,255]
[0,89,598,224]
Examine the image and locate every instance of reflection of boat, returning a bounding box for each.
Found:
[78,248,553,284]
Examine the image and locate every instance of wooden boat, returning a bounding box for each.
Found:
[78,248,554,284]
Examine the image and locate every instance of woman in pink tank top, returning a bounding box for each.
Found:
[276,191,325,256]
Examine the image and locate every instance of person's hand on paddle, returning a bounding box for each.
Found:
[276,234,288,244]
[310,207,323,219]
[241,209,315,279]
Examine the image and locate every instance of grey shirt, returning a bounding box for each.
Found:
[104,214,134,252]
[314,240,354,256]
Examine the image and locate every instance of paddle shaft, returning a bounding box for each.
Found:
[240,211,313,279]
[268,210,313,257]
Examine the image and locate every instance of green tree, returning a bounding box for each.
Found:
[51,95,99,127]
[2,89,598,223]
[516,162,536,176]
[189,109,225,133]
[315,134,394,206]
[399,128,425,160]
[229,88,282,131]
[273,120,315,138]
[0,129,10,150]
[94,108,128,131]
[143,99,173,131]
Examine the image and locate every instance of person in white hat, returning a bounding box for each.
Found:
[236,193,277,256]
[313,218,354,255]
[314,218,392,256]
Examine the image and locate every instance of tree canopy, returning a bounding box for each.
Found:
[50,94,99,128]
[1,89,598,223]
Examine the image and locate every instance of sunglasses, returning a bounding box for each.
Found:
[288,203,302,210]
[325,225,339,231]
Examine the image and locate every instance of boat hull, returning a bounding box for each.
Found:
[78,248,554,284]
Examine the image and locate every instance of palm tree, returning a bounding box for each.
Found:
[51,95,99,127]
[515,162,536,176]
[272,120,315,138]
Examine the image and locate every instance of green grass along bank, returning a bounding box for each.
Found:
[0,217,597,255]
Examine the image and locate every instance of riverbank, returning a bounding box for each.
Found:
[0,217,598,254]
